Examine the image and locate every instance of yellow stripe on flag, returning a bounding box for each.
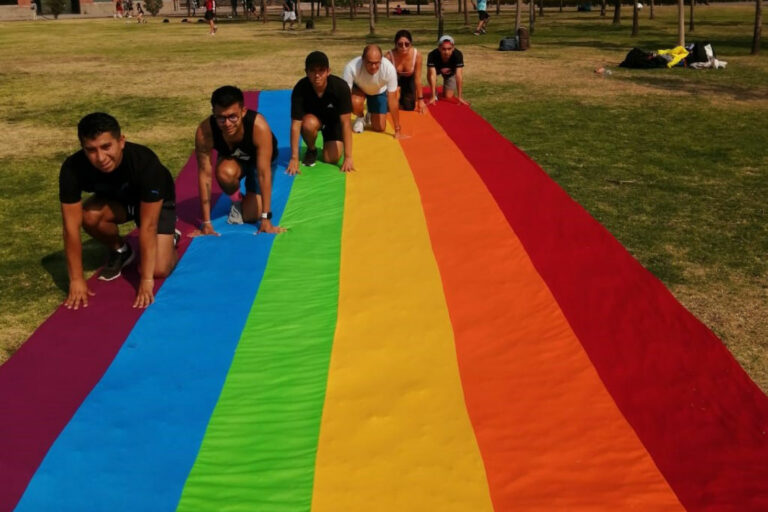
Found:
[311,128,494,511]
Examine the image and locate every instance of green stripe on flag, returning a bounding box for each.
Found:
[177,164,345,511]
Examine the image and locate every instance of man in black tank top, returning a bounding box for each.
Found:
[192,85,284,236]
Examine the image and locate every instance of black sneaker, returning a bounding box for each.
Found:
[99,244,135,281]
[302,147,317,167]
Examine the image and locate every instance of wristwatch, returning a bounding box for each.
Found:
[260,211,273,220]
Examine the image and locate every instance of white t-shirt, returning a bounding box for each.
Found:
[342,56,398,96]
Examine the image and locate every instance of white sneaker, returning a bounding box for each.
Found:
[227,200,243,224]
[352,116,365,133]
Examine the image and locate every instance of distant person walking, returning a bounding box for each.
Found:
[282,0,297,29]
[471,0,490,35]
[136,1,146,22]
[115,0,124,17]
[205,0,217,34]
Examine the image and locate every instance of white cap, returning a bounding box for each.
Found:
[438,34,455,45]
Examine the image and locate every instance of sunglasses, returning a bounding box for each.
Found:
[396,41,411,48]
[214,113,240,124]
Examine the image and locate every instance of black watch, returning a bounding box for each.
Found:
[260,211,273,220]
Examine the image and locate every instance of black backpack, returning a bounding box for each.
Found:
[687,41,715,64]
[499,37,518,51]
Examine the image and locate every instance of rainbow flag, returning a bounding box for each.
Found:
[1,90,767,512]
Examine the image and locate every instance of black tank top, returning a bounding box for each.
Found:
[209,109,278,163]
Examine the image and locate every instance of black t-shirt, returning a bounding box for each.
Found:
[427,48,464,78]
[291,74,353,126]
[59,141,175,205]
[209,109,278,165]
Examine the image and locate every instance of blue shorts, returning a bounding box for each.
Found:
[366,91,389,114]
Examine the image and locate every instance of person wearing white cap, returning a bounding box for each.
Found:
[426,35,469,106]
[343,44,403,139]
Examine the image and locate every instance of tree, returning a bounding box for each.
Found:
[331,0,336,31]
[612,0,620,24]
[649,0,654,19]
[689,0,695,32]
[369,0,375,34]
[145,0,163,15]
[463,0,469,25]
[677,0,685,45]
[260,0,266,22]
[46,0,67,19]
[529,0,535,33]
[600,0,605,17]
[437,0,445,38]
[514,0,521,32]
[752,0,762,54]
[539,0,543,17]
[632,0,638,35]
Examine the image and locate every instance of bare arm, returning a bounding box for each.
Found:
[62,201,92,309]
[415,52,426,113]
[193,121,219,235]
[253,115,284,234]
[456,67,469,105]
[133,199,162,308]
[387,92,402,138]
[339,113,355,172]
[427,67,438,105]
[287,119,302,175]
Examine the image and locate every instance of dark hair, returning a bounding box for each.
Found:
[210,85,244,109]
[394,29,412,44]
[362,44,382,61]
[305,51,330,70]
[77,112,121,142]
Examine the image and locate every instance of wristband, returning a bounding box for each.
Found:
[417,96,424,100]
[202,220,212,225]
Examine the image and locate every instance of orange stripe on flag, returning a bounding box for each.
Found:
[399,110,685,511]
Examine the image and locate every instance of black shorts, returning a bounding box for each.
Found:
[125,200,177,235]
[478,9,489,20]
[204,9,214,19]
[320,119,343,143]
[397,74,416,111]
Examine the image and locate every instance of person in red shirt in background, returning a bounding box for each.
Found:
[204,0,217,35]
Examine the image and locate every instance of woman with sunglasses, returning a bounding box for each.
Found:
[385,30,425,113]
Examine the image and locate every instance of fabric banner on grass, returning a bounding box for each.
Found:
[1,91,767,512]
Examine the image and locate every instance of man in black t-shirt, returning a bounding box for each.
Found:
[426,35,469,106]
[59,113,178,309]
[192,85,283,237]
[287,51,355,175]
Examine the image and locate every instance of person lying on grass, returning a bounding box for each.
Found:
[60,112,178,309]
[287,51,355,175]
[191,85,284,236]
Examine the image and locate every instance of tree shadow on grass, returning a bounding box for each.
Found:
[620,74,768,101]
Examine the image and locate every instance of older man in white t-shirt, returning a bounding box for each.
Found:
[343,44,403,138]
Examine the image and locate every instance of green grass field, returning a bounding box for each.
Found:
[0,4,766,390]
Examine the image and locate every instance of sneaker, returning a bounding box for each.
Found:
[227,200,243,224]
[173,228,181,247]
[302,147,318,167]
[99,244,135,281]
[352,116,365,133]
[473,30,481,36]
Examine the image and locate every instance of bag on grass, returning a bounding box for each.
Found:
[499,36,518,51]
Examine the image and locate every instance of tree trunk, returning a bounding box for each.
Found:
[437,0,444,36]
[515,0,521,31]
[330,0,336,29]
[612,0,620,24]
[434,0,439,17]
[677,0,685,46]
[310,0,314,18]
[417,0,420,15]
[529,0,535,33]
[296,0,301,23]
[559,0,562,12]
[386,0,389,17]
[369,0,375,33]
[374,0,378,21]
[539,0,543,16]
[463,0,469,24]
[600,0,605,17]
[752,0,762,54]
[632,0,638,35]
[689,0,695,32]
[649,0,654,19]
[458,0,461,13]
[260,0,266,22]
[496,0,500,15]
